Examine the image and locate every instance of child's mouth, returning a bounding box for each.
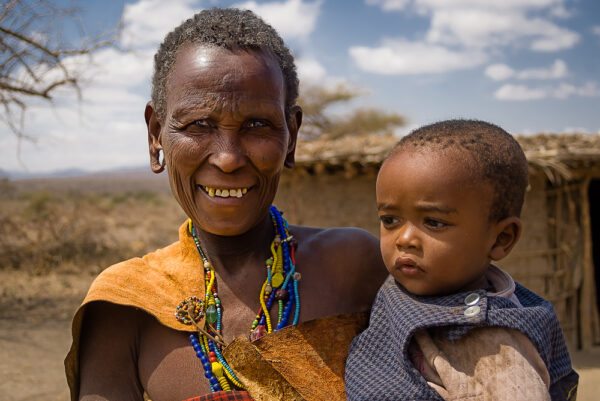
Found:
[394,257,423,275]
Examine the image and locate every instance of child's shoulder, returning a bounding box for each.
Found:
[513,282,550,306]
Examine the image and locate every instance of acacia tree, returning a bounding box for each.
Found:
[0,0,115,140]
[298,84,405,140]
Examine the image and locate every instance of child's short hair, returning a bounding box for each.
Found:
[388,119,529,222]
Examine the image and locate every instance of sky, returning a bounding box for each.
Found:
[2,0,600,174]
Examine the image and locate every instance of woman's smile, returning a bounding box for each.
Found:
[198,185,251,198]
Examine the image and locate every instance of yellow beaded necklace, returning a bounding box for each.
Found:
[174,205,299,392]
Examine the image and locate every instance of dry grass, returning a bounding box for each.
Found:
[0,174,187,275]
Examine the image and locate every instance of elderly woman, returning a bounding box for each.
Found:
[65,8,386,401]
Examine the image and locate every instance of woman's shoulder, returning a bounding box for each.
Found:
[290,225,379,249]
[292,225,381,266]
[291,225,387,308]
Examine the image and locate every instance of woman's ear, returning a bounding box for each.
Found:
[284,105,302,169]
[145,102,165,174]
[489,217,522,261]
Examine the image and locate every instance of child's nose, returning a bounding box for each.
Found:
[395,223,420,249]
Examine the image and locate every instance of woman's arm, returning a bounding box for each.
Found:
[78,302,144,401]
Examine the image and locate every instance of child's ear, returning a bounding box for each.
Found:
[489,217,522,261]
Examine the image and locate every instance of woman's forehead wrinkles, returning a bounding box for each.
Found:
[172,90,224,112]
[174,87,282,113]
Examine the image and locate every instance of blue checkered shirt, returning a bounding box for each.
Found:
[345,275,577,400]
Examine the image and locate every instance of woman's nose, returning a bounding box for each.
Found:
[396,223,420,249]
[209,131,247,173]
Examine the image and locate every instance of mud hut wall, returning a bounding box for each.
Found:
[496,173,550,295]
[274,170,380,235]
[495,173,579,348]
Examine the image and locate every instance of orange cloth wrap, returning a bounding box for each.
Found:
[64,222,206,400]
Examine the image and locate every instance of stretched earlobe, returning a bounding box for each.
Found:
[151,149,166,173]
[284,105,302,169]
[145,101,165,174]
[489,217,522,261]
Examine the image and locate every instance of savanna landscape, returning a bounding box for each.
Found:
[1,170,599,400]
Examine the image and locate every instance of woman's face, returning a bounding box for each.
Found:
[147,44,300,236]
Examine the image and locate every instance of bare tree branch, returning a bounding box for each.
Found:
[0,0,117,142]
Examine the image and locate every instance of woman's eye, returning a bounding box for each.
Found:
[192,119,211,128]
[379,215,398,226]
[424,218,448,230]
[245,119,269,129]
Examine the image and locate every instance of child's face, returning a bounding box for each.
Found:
[376,148,500,296]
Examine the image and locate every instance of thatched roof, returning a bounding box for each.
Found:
[294,133,600,180]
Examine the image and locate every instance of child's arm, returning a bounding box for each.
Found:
[414,327,551,401]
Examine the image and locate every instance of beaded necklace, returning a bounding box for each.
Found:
[174,205,300,392]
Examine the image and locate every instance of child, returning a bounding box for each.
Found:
[345,120,578,401]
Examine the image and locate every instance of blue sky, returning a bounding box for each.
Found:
[3,0,600,173]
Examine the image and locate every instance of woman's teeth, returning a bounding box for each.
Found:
[202,186,248,198]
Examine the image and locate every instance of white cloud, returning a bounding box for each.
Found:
[415,0,563,10]
[485,64,515,81]
[549,4,571,18]
[495,84,547,100]
[121,0,199,49]
[517,59,568,79]
[425,8,579,51]
[349,39,487,75]
[295,57,350,91]
[358,0,579,75]
[486,59,568,81]
[234,0,322,41]
[552,82,600,99]
[88,48,154,88]
[494,81,600,100]
[593,26,600,36]
[295,57,327,84]
[528,20,579,51]
[426,9,523,48]
[365,0,410,11]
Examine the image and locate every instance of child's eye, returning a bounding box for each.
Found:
[424,218,448,230]
[379,215,399,227]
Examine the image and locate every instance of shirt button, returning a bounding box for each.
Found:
[464,305,481,317]
[464,293,480,306]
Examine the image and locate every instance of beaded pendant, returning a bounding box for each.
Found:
[249,206,300,341]
[174,205,299,393]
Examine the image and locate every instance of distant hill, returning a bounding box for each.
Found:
[3,165,172,194]
[0,165,153,180]
[0,168,89,180]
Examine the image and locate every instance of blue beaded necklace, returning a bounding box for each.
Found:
[174,205,300,392]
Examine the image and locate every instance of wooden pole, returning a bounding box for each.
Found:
[579,177,598,349]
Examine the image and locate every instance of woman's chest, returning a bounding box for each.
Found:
[136,305,259,400]
[138,320,212,401]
